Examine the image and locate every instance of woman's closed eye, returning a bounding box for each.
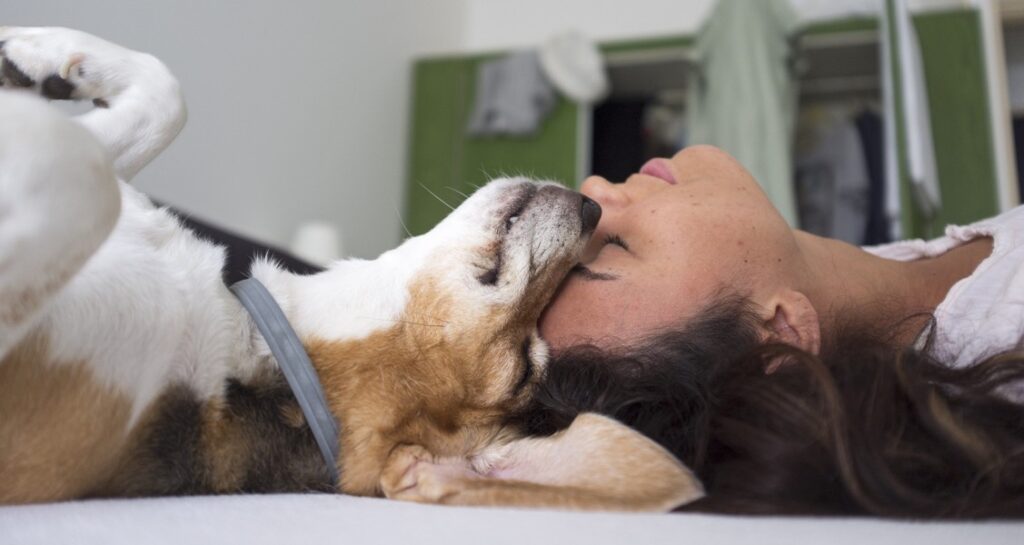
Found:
[604,234,630,252]
[570,234,629,282]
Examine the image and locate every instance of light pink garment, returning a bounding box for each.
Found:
[864,207,1024,400]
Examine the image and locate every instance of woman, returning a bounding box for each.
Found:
[515,145,1024,517]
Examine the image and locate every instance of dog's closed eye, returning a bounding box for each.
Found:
[477,254,501,285]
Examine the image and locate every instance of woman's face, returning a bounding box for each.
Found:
[539,145,799,350]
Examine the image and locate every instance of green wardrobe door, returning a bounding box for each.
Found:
[914,9,999,234]
[810,10,1000,238]
[407,10,1001,239]
[405,58,470,237]
[405,56,579,236]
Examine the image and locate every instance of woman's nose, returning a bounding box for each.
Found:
[578,177,624,261]
[580,176,629,209]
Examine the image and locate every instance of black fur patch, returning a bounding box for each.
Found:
[96,384,207,496]
[95,373,333,498]
[41,74,74,100]
[220,377,334,492]
[0,57,34,87]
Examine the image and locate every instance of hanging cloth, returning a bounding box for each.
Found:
[686,0,800,226]
[881,0,942,238]
[539,30,609,104]
[795,107,872,244]
[466,51,557,137]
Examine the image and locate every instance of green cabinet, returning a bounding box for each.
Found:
[405,56,579,236]
[911,10,1000,235]
[407,9,1006,239]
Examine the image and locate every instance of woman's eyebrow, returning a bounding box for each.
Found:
[571,264,618,282]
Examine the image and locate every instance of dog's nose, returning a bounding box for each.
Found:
[580,195,602,234]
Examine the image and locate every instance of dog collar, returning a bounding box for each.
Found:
[230,278,341,486]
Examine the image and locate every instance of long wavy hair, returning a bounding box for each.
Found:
[512,296,1024,517]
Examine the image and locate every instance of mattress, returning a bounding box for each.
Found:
[1,493,1021,545]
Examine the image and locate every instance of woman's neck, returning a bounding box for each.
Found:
[793,231,992,346]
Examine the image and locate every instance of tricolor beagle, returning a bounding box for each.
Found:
[0,27,701,511]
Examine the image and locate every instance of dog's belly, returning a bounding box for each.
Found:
[38,184,246,421]
[0,185,256,501]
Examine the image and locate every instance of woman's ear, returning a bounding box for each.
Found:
[761,288,821,358]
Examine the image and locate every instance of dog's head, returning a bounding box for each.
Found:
[295,178,698,510]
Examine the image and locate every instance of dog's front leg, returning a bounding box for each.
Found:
[0,93,120,358]
[0,27,186,182]
[380,414,704,512]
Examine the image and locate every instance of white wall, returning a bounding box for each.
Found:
[460,0,715,52]
[456,0,974,53]
[3,0,979,259]
[1,0,466,259]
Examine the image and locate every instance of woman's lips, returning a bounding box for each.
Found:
[639,158,676,185]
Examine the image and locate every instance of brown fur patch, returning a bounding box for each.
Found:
[304,273,542,496]
[0,334,133,504]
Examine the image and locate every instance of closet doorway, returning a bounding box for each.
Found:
[589,30,886,245]
[590,48,689,184]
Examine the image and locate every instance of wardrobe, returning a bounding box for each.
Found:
[1003,1,1024,205]
[405,8,1013,241]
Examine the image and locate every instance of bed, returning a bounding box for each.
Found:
[1,494,1021,545]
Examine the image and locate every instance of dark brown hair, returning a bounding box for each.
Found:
[512,296,1024,518]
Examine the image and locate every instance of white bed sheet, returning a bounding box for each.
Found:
[1,494,1022,545]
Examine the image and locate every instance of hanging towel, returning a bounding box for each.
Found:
[879,0,942,239]
[466,51,556,137]
[686,0,800,226]
[892,0,942,222]
[538,30,609,104]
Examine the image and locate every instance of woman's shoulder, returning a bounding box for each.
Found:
[863,205,1024,262]
[915,205,1024,372]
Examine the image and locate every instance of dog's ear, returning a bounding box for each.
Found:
[379,412,703,511]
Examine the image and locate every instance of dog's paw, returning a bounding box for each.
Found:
[380,445,479,503]
[0,26,138,103]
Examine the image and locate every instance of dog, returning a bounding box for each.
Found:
[0,27,701,511]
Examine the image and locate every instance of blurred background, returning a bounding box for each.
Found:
[2,0,1022,264]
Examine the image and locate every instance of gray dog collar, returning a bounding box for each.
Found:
[230,278,341,487]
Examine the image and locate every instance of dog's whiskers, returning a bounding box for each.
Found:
[393,205,413,238]
[396,319,447,328]
[418,183,455,211]
[354,316,447,328]
[445,186,470,201]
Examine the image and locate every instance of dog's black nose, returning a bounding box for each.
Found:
[580,196,601,234]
